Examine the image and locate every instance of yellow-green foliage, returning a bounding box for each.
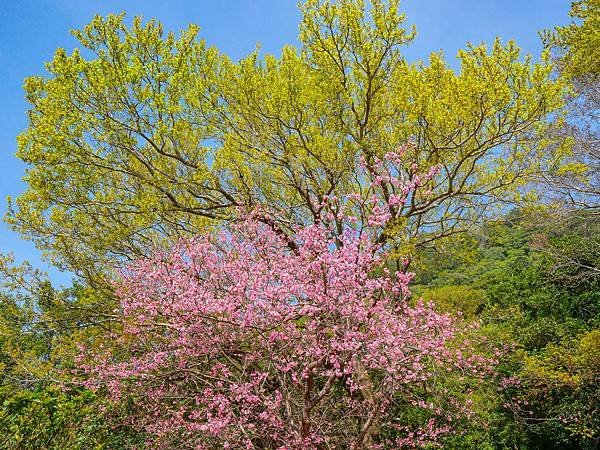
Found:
[520,330,600,439]
[543,0,600,78]
[421,285,486,320]
[9,1,564,288]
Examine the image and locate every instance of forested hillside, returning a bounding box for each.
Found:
[414,210,599,448]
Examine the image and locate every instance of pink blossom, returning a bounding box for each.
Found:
[77,148,494,449]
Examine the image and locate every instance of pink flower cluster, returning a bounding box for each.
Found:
[78,149,493,449]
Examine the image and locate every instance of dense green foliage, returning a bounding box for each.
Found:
[415,211,600,449]
[0,262,142,448]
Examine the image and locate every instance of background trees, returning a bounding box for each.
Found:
[540,0,599,212]
[414,210,600,449]
[0,258,143,448]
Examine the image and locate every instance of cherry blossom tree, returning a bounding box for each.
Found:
[78,149,496,449]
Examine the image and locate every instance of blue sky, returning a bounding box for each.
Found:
[0,0,570,286]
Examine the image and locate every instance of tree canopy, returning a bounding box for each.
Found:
[540,0,599,212]
[9,0,564,286]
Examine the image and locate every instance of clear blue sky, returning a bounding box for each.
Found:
[0,0,570,286]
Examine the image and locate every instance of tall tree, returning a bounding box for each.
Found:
[77,152,496,448]
[540,0,599,212]
[8,1,564,286]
